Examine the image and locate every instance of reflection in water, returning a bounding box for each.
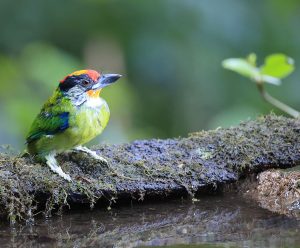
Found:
[0,194,299,247]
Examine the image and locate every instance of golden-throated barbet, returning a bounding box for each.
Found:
[26,69,121,181]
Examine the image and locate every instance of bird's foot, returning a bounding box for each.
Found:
[73,147,137,180]
[73,146,108,164]
[45,153,72,182]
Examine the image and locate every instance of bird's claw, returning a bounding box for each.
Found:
[74,146,108,165]
[45,153,72,182]
[61,173,72,182]
[90,152,108,164]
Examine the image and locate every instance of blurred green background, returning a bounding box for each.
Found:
[0,0,300,150]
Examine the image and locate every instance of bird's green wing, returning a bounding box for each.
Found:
[26,111,69,144]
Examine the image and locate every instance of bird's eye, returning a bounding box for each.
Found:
[83,80,90,86]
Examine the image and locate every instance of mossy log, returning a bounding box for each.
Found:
[0,115,300,222]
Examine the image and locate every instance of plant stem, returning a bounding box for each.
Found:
[256,83,300,118]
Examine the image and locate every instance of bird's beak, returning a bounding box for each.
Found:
[92,74,122,90]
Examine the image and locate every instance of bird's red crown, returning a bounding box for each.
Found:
[60,69,100,83]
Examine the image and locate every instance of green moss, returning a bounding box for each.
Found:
[0,114,300,223]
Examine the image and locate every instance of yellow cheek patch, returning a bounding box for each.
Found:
[87,89,101,98]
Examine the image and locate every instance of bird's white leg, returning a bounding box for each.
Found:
[74,146,108,164]
[45,152,72,182]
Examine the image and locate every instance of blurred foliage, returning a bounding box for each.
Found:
[261,54,295,79]
[222,53,294,85]
[0,0,300,149]
[223,53,299,118]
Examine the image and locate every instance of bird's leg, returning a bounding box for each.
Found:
[45,153,72,182]
[73,146,108,164]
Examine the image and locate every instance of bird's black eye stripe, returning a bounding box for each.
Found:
[59,76,78,91]
[59,74,93,92]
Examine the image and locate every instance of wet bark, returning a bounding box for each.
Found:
[0,115,299,222]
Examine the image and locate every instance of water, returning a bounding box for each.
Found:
[0,194,299,248]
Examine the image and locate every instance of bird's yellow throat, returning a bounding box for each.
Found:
[87,89,101,98]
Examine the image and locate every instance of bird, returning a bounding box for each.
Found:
[26,69,121,181]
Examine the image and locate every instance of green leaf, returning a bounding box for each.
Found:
[260,74,281,86]
[222,58,259,79]
[247,53,257,66]
[260,54,294,79]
